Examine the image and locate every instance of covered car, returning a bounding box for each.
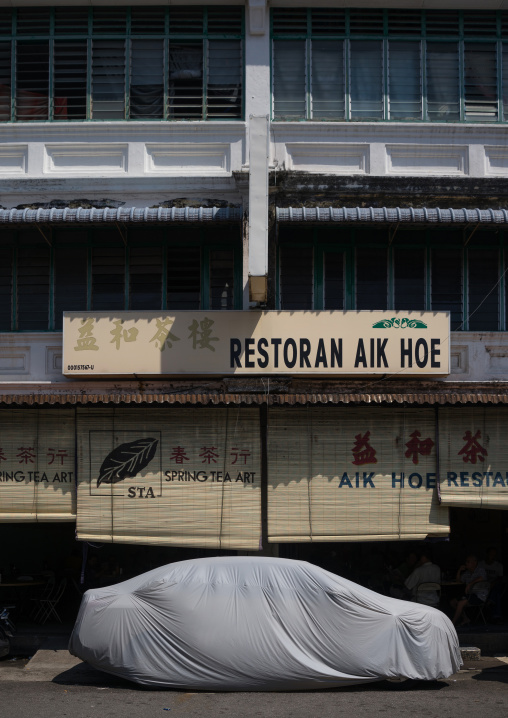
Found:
[69,556,461,690]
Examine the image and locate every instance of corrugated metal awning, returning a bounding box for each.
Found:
[0,206,242,224]
[1,390,508,406]
[276,207,508,224]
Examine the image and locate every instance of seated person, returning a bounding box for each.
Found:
[389,551,418,598]
[404,549,441,606]
[480,547,505,621]
[450,554,489,626]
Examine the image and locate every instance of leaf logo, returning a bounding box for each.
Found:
[97,438,158,487]
[372,318,428,329]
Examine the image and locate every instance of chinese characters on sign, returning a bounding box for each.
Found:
[0,447,70,465]
[75,316,220,354]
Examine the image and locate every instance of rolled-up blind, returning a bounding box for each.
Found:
[438,407,508,509]
[0,409,76,521]
[267,407,449,542]
[76,407,261,550]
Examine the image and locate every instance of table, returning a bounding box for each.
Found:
[0,580,47,617]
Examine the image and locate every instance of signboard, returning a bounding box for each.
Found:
[63,310,450,377]
[0,409,76,522]
[76,407,261,550]
[267,407,450,543]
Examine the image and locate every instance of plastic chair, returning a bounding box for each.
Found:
[36,578,67,624]
[29,576,55,622]
[415,582,441,607]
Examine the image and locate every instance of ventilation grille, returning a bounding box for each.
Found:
[169,7,204,34]
[311,10,346,35]
[16,8,51,35]
[0,9,12,35]
[349,9,384,35]
[208,7,243,34]
[387,10,421,36]
[272,9,307,35]
[92,8,127,35]
[54,8,89,34]
[131,7,166,35]
[500,12,508,38]
[463,11,498,37]
[425,10,460,36]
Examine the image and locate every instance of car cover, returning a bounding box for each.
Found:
[69,556,461,690]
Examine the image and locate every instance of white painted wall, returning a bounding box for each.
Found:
[0,332,505,385]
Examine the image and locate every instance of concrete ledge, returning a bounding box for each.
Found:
[460,646,481,661]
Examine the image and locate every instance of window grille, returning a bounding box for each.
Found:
[278,227,505,331]
[1,226,241,331]
[0,6,243,122]
[272,8,508,122]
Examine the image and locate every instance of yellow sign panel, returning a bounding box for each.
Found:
[63,310,450,377]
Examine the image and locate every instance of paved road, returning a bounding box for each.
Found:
[1,645,507,718]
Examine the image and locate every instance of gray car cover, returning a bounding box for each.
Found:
[69,556,461,690]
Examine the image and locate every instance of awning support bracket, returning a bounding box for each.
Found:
[35,224,52,247]
[463,223,480,246]
[115,222,128,245]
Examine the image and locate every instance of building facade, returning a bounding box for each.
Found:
[0,1,507,581]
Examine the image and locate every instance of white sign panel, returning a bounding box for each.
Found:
[63,311,450,377]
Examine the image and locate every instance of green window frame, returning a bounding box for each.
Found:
[277,227,505,331]
[271,8,508,123]
[0,5,244,122]
[0,225,242,332]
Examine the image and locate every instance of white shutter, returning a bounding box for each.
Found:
[0,409,76,521]
[268,407,449,542]
[439,407,508,509]
[76,407,261,550]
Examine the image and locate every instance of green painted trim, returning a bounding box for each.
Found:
[387,244,394,309]
[459,39,465,122]
[314,234,323,310]
[48,243,54,330]
[12,242,17,330]
[10,37,14,122]
[346,234,355,309]
[161,241,168,310]
[201,239,210,310]
[425,237,432,311]
[163,37,169,120]
[345,37,350,120]
[497,39,503,122]
[48,37,54,121]
[86,238,92,311]
[383,37,389,120]
[203,38,208,120]
[124,243,130,310]
[233,241,242,310]
[421,38,428,121]
[462,245,468,330]
[500,236,506,330]
[86,36,92,120]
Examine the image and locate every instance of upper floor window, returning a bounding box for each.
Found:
[0,6,243,122]
[272,8,508,122]
[0,225,241,331]
[278,226,505,332]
